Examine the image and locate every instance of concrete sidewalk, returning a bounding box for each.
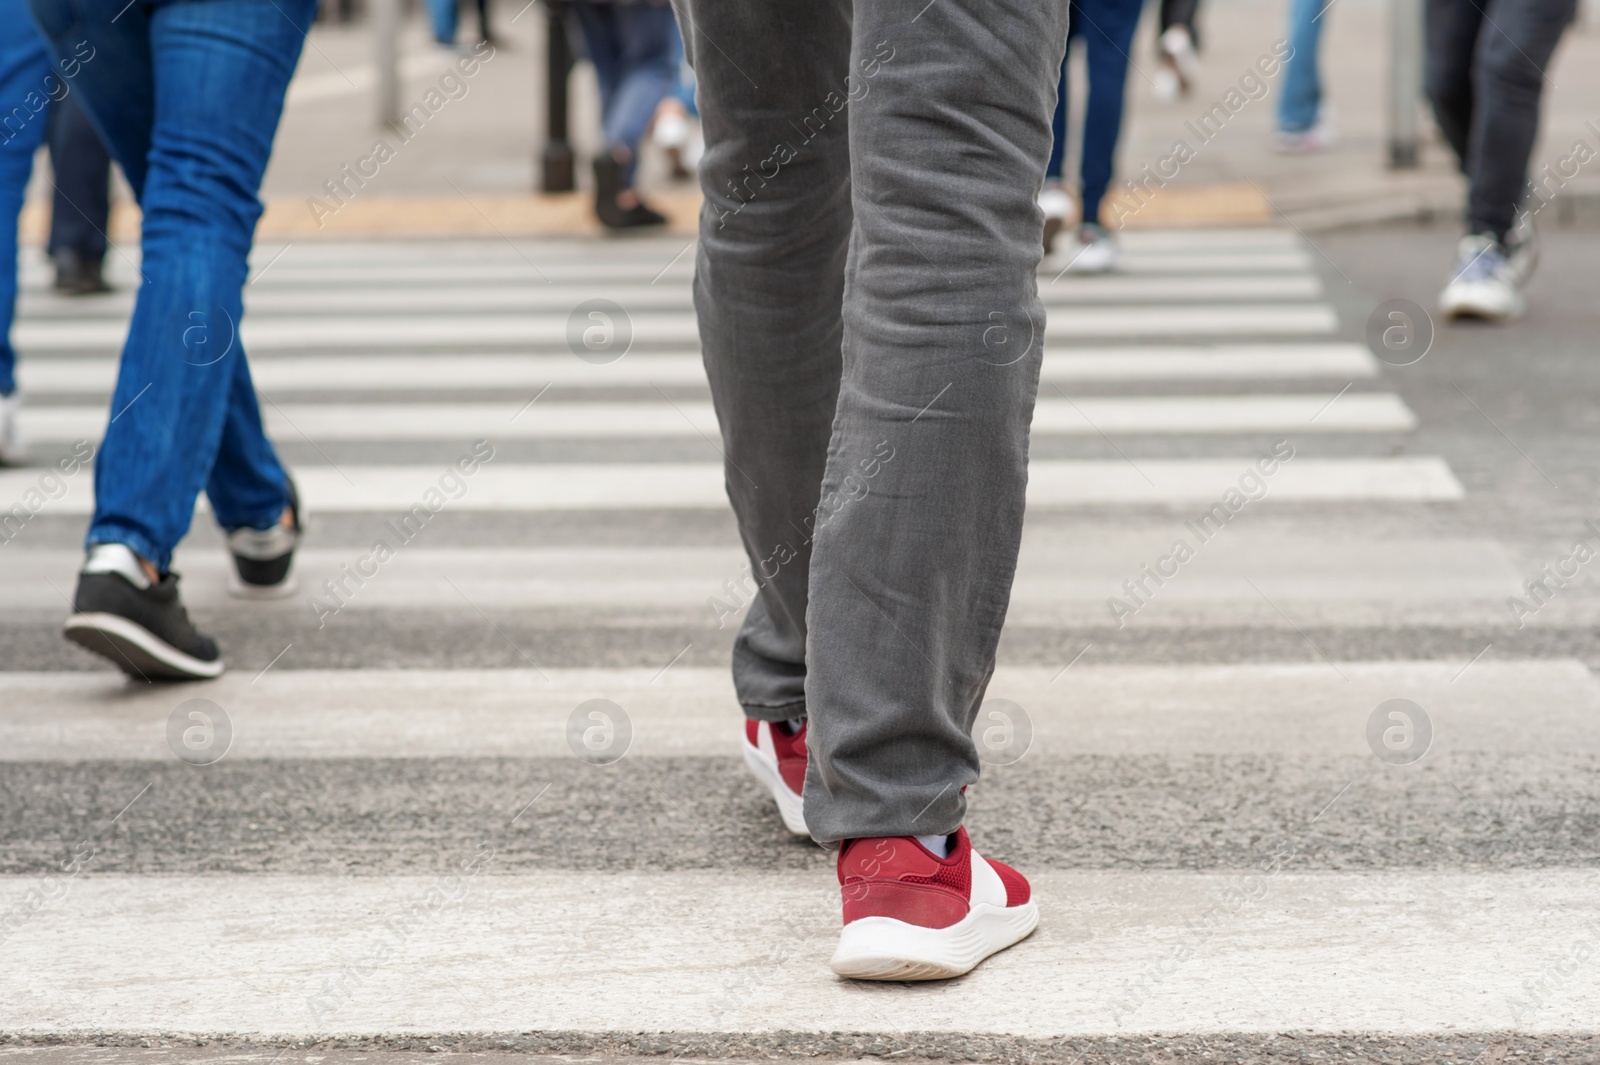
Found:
[15,0,1600,236]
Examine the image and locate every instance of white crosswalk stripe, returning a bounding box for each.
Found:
[11,231,1574,1050]
[16,344,1383,393]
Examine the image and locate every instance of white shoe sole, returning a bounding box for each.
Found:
[1440,286,1525,323]
[830,900,1040,981]
[741,737,809,836]
[64,612,224,680]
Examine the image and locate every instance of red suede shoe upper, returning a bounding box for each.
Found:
[837,828,976,929]
[746,719,808,795]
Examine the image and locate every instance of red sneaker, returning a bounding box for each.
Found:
[830,827,1038,980]
[741,720,809,836]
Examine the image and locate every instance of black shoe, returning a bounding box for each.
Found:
[65,546,223,680]
[608,201,668,229]
[51,250,112,296]
[228,476,302,598]
[593,156,667,229]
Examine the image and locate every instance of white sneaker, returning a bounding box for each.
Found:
[1152,63,1182,102]
[0,391,25,465]
[1038,184,1071,254]
[1506,211,1539,287]
[1274,107,1338,154]
[1439,234,1525,322]
[1063,223,1119,274]
[1159,26,1199,94]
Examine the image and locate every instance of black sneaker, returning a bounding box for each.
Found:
[64,544,223,680]
[593,155,667,230]
[227,475,302,598]
[51,250,112,296]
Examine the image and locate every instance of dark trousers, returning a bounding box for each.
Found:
[1424,0,1576,242]
[1159,0,1200,45]
[1048,0,1145,227]
[46,85,112,263]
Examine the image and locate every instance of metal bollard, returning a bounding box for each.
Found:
[373,0,401,129]
[541,0,577,192]
[1387,0,1423,169]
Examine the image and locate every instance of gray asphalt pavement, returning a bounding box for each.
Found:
[2,222,1597,1059]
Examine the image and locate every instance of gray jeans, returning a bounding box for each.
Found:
[681,0,1069,843]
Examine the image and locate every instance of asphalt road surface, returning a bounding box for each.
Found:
[1,222,1596,1064]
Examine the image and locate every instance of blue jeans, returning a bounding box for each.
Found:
[0,1,53,398]
[426,0,457,44]
[1277,0,1324,133]
[1046,0,1143,228]
[667,16,695,116]
[572,0,677,186]
[427,0,489,45]
[27,0,313,570]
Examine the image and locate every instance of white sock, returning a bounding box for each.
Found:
[84,543,150,589]
[916,833,950,858]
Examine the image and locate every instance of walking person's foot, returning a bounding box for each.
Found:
[830,827,1038,980]
[1062,222,1120,274]
[51,250,112,296]
[1506,211,1539,287]
[228,476,303,599]
[1439,233,1525,322]
[1038,183,1071,255]
[64,543,223,680]
[0,391,25,465]
[742,718,809,836]
[1273,107,1338,154]
[593,154,667,230]
[1158,26,1199,96]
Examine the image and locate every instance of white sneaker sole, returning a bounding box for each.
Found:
[741,737,809,836]
[830,900,1040,981]
[1440,285,1525,323]
[64,612,224,680]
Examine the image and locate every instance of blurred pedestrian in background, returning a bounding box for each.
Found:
[426,0,494,49]
[0,2,53,464]
[1275,0,1334,152]
[1153,0,1202,100]
[571,0,676,228]
[1039,0,1143,272]
[47,88,114,294]
[649,18,700,182]
[1426,0,1576,321]
[28,0,310,678]
[0,1,112,464]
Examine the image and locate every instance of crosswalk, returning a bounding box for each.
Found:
[4,229,1594,1050]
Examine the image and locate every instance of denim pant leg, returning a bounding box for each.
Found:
[206,346,287,532]
[1277,0,1325,133]
[29,0,311,569]
[426,0,459,45]
[0,4,53,397]
[601,5,675,171]
[1045,13,1076,184]
[1078,0,1142,226]
[690,0,1067,843]
[1463,0,1575,239]
[685,0,854,727]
